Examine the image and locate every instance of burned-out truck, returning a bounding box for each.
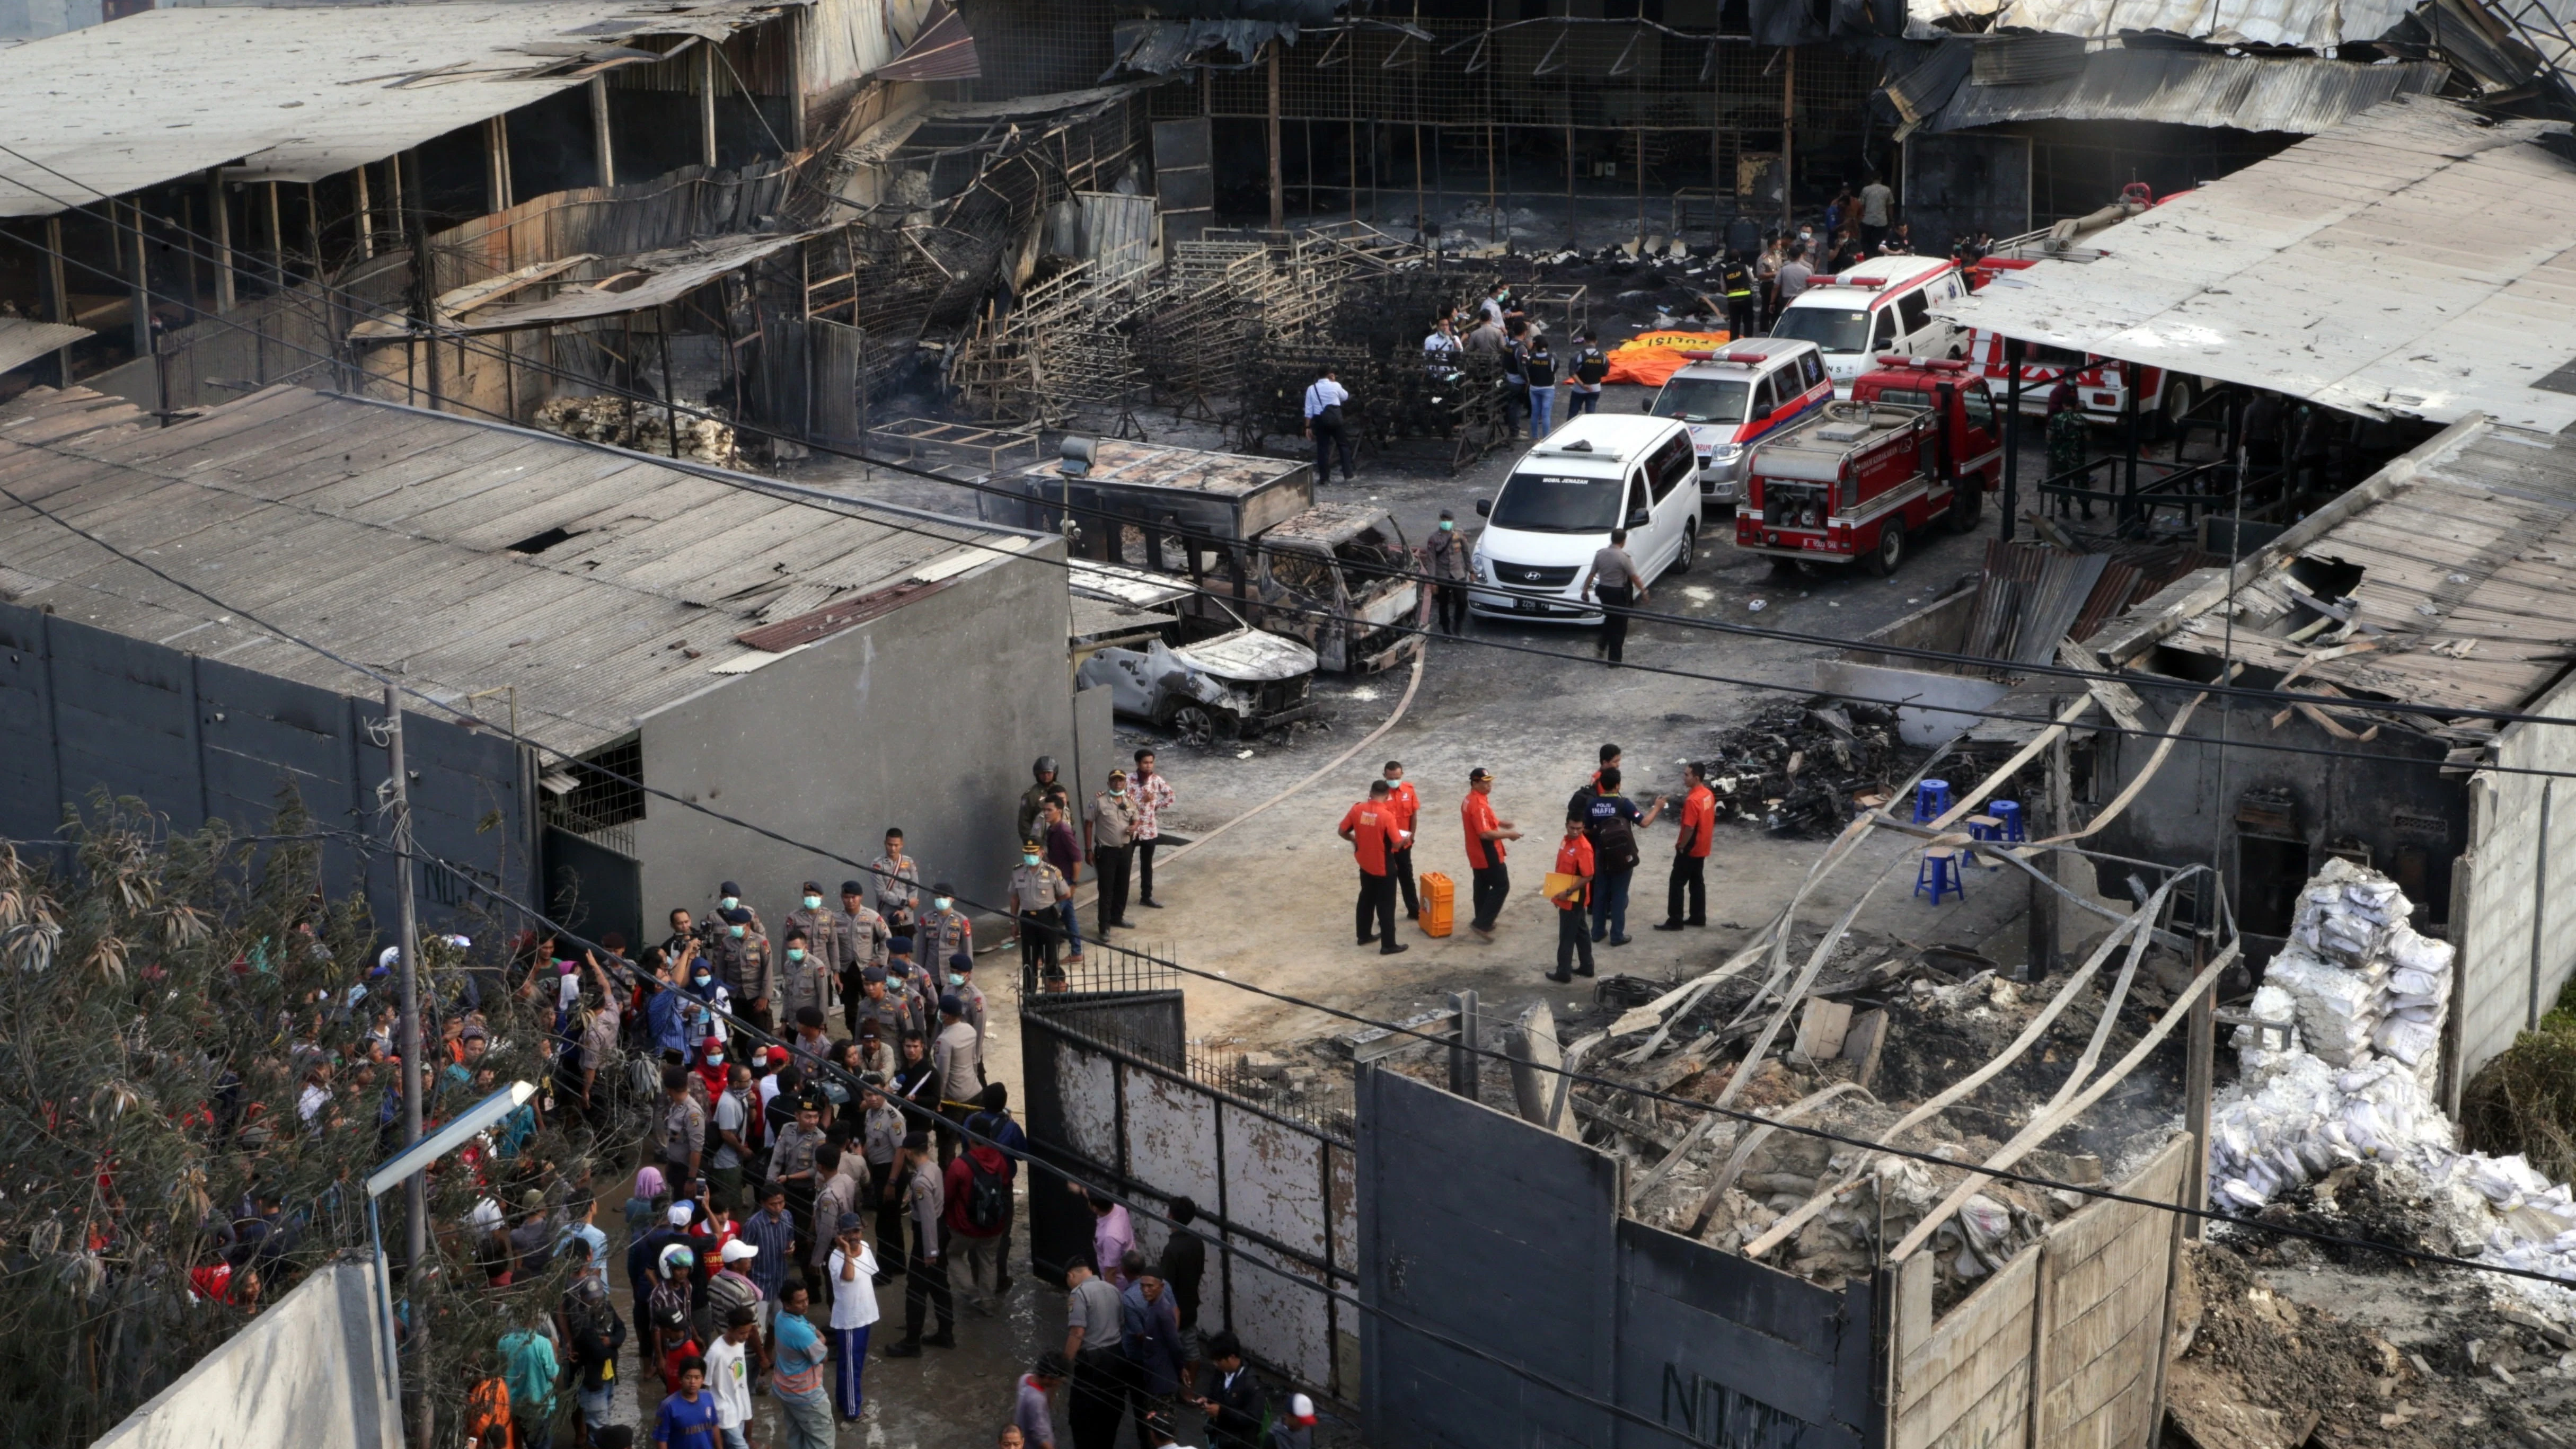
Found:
[991,439,1424,674]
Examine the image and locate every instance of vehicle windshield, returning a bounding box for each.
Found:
[1651,376,1751,426]
[1487,470,1624,533]
[1770,306,1872,354]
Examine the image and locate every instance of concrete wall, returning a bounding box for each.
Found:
[2456,667,2576,1088]
[635,544,1077,940]
[92,1257,401,1449]
[1889,1136,2187,1449]
[2087,677,2465,949]
[0,603,532,944]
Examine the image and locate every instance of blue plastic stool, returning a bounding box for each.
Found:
[1915,848,1966,905]
[1965,815,2006,869]
[1912,779,1954,824]
[1990,800,2026,842]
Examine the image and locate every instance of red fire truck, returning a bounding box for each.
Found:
[1733,357,2002,577]
[1955,190,2205,427]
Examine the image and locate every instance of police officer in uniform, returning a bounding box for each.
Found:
[1718,254,1757,341]
[1565,329,1608,420]
[1007,838,1072,980]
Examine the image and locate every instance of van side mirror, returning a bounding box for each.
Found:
[1751,401,1774,421]
[1627,507,1651,529]
[1474,498,1492,517]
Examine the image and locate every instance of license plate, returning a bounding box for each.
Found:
[1514,597,1541,614]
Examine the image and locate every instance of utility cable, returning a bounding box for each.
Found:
[3,158,2563,738]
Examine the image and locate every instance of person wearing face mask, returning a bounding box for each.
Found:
[1008,837,1073,982]
[782,881,845,1013]
[681,961,733,1057]
[833,880,891,1037]
[1425,507,1471,635]
[946,952,989,1056]
[1775,240,1814,310]
[871,830,921,939]
[1084,768,1141,940]
[712,881,764,937]
[918,882,972,969]
[709,907,773,1033]
[778,925,832,1030]
[1018,757,1063,844]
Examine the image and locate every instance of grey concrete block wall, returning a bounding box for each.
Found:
[2458,668,2576,1086]
[633,543,1078,935]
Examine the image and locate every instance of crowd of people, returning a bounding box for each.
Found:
[1339,744,1722,985]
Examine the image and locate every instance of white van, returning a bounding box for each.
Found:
[1467,415,1701,623]
[1771,254,1968,396]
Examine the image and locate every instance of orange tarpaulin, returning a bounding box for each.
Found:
[1600,329,1732,387]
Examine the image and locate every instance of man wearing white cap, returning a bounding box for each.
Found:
[703,1238,766,1369]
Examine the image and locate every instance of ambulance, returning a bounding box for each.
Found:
[1644,337,1831,506]
[1768,254,1970,397]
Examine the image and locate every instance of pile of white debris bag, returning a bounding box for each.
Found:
[2210,858,2576,1322]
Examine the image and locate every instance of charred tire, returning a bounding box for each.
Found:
[1671,523,1697,575]
[1170,704,1229,748]
[1864,519,1905,577]
[1948,480,1984,534]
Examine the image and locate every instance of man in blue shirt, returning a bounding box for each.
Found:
[652,1357,721,1449]
[1579,767,1664,948]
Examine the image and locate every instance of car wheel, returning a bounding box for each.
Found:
[1948,480,1983,534]
[1769,554,1803,579]
[1171,705,1221,748]
[1864,519,1905,577]
[1671,523,1696,575]
[2161,376,2197,438]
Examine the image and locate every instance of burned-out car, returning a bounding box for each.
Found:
[993,439,1425,674]
[1075,628,1321,745]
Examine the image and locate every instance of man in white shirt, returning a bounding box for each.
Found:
[1858,174,1895,252]
[825,1212,880,1420]
[1422,316,1461,368]
[1301,365,1355,483]
[706,1306,758,1449]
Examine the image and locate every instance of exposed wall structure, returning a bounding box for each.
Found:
[2456,667,2576,1089]
[634,543,1077,932]
[90,1258,401,1449]
[1887,1136,2188,1449]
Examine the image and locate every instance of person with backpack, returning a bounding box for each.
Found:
[1564,328,1608,420]
[943,1130,1012,1314]
[1578,766,1665,948]
[1522,334,1560,439]
[964,1083,1029,1297]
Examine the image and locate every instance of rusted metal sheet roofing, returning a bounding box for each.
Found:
[0,1,805,218]
[2103,415,2576,718]
[0,384,1033,756]
[437,231,828,334]
[1915,0,2420,51]
[1936,96,2576,434]
[1930,48,2448,134]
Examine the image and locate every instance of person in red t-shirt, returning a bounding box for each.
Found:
[1656,761,1718,932]
[1460,767,1522,940]
[1338,780,1411,956]
[1381,761,1424,920]
[1548,816,1596,983]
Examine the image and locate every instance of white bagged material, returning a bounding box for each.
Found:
[2231,984,2305,1076]
[2386,925,2454,976]
[2372,1016,2440,1065]
[2265,945,2380,1065]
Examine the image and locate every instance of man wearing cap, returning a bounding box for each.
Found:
[1427,507,1472,634]
[1009,838,1073,979]
[713,880,763,935]
[1019,756,1064,843]
[919,883,973,971]
[932,993,984,1163]
[779,899,840,1026]
[709,907,773,1035]
[769,1099,828,1252]
[702,1238,766,1357]
[946,954,988,1057]
[1338,779,1411,957]
[870,829,922,940]
[881,1132,956,1355]
[1131,748,1176,909]
[834,880,892,1037]
[708,1064,753,1212]
[1462,767,1521,940]
[1084,768,1141,940]
[859,1082,906,1278]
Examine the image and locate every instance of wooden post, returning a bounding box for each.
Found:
[42,216,74,384]
[403,151,440,412]
[1565,107,1576,252]
[2001,337,2023,542]
[2028,699,2068,980]
[701,43,720,170]
[1266,40,1284,230]
[266,181,285,286]
[1447,989,1480,1100]
[786,8,806,153]
[207,172,235,312]
[126,199,151,363]
[354,163,375,260]
[2184,932,2214,1240]
[484,116,512,215]
[590,77,617,189]
[303,182,321,281]
[658,304,682,457]
[2023,1238,2059,1449]
[1779,46,1796,242]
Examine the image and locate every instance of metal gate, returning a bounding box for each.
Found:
[1019,951,1358,1400]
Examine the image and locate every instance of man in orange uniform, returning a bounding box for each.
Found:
[1547,816,1595,983]
[1339,779,1411,956]
[1460,767,1521,941]
[1381,761,1423,921]
[1655,761,1717,931]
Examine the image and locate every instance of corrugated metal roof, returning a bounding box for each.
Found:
[1983,0,2419,50]
[2115,415,2576,715]
[1935,95,2576,434]
[1932,48,2448,133]
[0,383,1035,757]
[0,1,804,219]
[0,319,93,375]
[437,230,827,333]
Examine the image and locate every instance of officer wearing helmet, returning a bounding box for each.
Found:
[1017,756,1062,842]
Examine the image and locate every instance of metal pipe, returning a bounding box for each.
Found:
[2001,338,2023,542]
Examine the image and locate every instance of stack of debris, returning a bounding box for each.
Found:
[1698,700,1909,836]
[2210,859,2576,1326]
[534,395,738,466]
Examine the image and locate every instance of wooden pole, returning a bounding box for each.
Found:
[701,43,720,170]
[126,199,151,364]
[2028,697,2066,980]
[403,151,440,412]
[2002,338,2023,541]
[591,76,617,189]
[1266,41,1285,230]
[43,216,74,384]
[266,181,285,286]
[354,164,375,261]
[2183,932,2214,1240]
[484,117,511,215]
[659,304,682,458]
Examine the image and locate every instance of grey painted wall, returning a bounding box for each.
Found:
[0,602,533,945]
[633,544,1078,938]
[92,1258,401,1449]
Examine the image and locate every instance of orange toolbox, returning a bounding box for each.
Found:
[1418,871,1454,938]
